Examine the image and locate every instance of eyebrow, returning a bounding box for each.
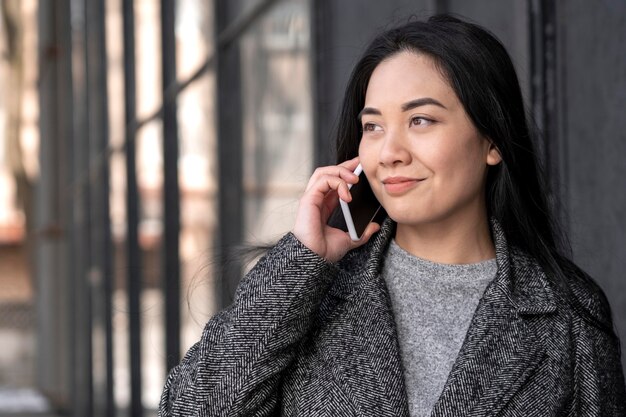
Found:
[357,97,447,120]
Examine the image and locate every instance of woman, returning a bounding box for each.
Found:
[159,14,625,416]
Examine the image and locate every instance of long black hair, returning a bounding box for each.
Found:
[334,14,615,334]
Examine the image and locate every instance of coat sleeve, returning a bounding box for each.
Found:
[571,302,626,415]
[158,232,337,417]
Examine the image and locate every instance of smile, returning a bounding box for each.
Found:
[382,177,425,195]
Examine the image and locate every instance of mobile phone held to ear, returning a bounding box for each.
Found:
[327,163,384,241]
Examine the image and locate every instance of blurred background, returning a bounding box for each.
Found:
[0,0,624,415]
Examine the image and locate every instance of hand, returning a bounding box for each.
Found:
[293,157,381,263]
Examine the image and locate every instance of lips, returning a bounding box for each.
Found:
[382,176,425,195]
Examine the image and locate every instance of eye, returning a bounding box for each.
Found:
[410,116,434,127]
[362,122,383,132]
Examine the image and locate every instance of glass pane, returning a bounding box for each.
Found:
[0,0,48,413]
[105,0,132,411]
[175,0,218,355]
[240,0,313,244]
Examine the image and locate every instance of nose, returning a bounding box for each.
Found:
[378,130,411,167]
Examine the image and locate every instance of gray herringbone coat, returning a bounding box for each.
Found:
[159,219,626,416]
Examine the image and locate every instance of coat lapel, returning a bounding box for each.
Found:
[325,219,410,416]
[431,220,557,416]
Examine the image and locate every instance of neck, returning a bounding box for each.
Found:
[394,210,495,265]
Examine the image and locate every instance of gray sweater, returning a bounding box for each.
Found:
[382,240,497,416]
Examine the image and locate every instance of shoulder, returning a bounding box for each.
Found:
[556,256,615,332]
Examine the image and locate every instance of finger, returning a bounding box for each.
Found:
[338,156,360,170]
[351,222,381,248]
[306,167,358,193]
[321,188,340,215]
[304,174,352,203]
[305,160,360,192]
[336,157,360,184]
[337,180,352,202]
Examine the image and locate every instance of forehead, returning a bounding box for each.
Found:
[364,51,458,108]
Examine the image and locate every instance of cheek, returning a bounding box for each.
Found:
[427,139,486,190]
[447,143,489,189]
[357,137,368,159]
[358,138,378,170]
[415,142,452,176]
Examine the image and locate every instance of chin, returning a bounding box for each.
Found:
[384,206,433,227]
[384,203,461,228]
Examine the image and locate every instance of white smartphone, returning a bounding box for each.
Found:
[327,163,384,241]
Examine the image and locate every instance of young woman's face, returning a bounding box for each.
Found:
[358,51,501,228]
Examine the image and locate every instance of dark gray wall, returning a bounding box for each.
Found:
[312,0,626,372]
[558,0,626,371]
[445,0,531,104]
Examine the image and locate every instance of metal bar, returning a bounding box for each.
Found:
[529,0,564,218]
[69,0,93,415]
[215,0,244,308]
[529,0,547,160]
[310,0,334,166]
[35,0,73,406]
[160,0,181,372]
[85,0,115,415]
[122,0,143,415]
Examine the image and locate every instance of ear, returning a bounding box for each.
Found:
[485,140,502,166]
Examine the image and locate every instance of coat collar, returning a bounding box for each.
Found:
[487,218,556,315]
[334,216,557,316]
